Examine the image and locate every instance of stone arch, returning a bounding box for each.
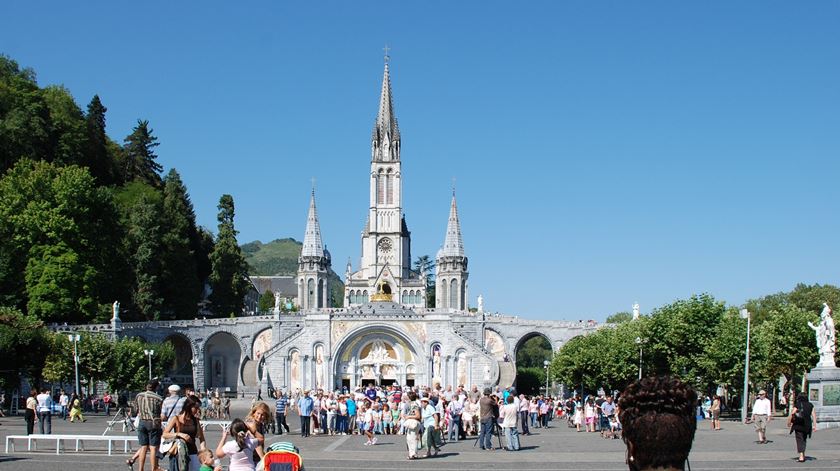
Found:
[332,323,425,390]
[204,331,243,392]
[163,333,194,388]
[514,331,555,357]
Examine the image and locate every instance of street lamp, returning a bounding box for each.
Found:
[68,334,81,395]
[635,337,646,380]
[144,349,155,380]
[740,308,752,423]
[543,360,550,396]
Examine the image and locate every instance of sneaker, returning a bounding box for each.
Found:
[371,437,377,445]
[364,440,372,445]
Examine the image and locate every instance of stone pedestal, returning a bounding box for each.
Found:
[806,365,840,430]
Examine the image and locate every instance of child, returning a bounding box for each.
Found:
[198,449,222,471]
[216,419,259,471]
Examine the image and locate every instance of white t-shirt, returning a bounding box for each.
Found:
[753,397,772,416]
[222,436,256,471]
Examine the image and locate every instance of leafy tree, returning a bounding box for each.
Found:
[209,195,249,317]
[103,337,175,392]
[606,311,633,324]
[697,307,748,392]
[258,289,275,313]
[645,293,726,383]
[752,304,818,389]
[0,55,51,172]
[122,119,162,186]
[159,169,201,319]
[25,243,98,324]
[0,307,51,390]
[42,333,74,385]
[41,85,87,167]
[0,160,120,322]
[515,367,544,395]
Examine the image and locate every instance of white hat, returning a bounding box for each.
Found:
[168,384,181,392]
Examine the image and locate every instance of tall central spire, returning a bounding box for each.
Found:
[301,189,324,258]
[372,54,400,161]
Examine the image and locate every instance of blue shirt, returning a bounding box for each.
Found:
[297,396,314,416]
[275,396,288,414]
[347,398,357,416]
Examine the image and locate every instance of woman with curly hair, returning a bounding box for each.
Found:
[618,376,697,471]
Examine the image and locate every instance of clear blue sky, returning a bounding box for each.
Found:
[3,1,838,321]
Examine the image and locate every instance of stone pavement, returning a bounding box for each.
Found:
[1,401,839,470]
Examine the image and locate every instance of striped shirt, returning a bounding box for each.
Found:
[134,391,163,421]
[275,396,289,414]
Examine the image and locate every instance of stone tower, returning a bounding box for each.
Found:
[436,193,469,310]
[345,55,426,306]
[297,190,331,309]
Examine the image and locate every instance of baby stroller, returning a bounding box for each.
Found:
[260,442,303,471]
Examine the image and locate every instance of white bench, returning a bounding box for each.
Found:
[5,434,138,455]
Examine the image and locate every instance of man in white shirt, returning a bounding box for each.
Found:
[751,389,772,444]
[59,390,69,420]
[36,388,53,434]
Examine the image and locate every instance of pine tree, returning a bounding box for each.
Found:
[159,169,201,319]
[85,95,116,185]
[208,194,249,317]
[128,195,164,320]
[122,119,162,186]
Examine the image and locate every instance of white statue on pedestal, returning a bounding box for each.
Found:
[808,303,836,368]
[632,302,640,320]
[477,294,484,313]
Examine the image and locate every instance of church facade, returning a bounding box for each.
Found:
[56,58,598,395]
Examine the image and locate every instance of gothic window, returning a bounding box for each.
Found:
[377,173,385,204]
[440,279,448,308]
[362,290,369,303]
[307,279,315,309]
[317,279,325,308]
[450,279,458,309]
[386,170,394,204]
[350,290,356,304]
[401,291,408,303]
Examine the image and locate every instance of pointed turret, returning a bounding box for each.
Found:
[301,190,324,258]
[372,57,400,162]
[441,193,465,257]
[435,191,469,311]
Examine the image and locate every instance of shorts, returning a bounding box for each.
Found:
[137,419,162,447]
[753,414,768,431]
[585,416,595,425]
[711,410,720,420]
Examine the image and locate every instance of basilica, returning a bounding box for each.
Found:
[59,58,597,396]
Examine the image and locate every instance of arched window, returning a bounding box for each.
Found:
[386,171,394,204]
[439,279,448,308]
[317,279,325,308]
[307,278,315,308]
[362,290,369,303]
[401,291,407,303]
[349,290,355,304]
[377,173,386,204]
[450,279,458,309]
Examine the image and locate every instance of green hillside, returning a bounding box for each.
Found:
[242,238,345,307]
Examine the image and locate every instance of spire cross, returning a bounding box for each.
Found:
[383,44,391,63]
[451,177,456,196]
[311,177,316,195]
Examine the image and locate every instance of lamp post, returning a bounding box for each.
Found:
[635,337,646,380]
[740,308,751,424]
[68,334,81,395]
[543,360,550,396]
[144,349,155,380]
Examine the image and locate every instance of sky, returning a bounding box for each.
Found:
[2,1,838,322]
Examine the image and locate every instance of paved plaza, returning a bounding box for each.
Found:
[2,401,839,470]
